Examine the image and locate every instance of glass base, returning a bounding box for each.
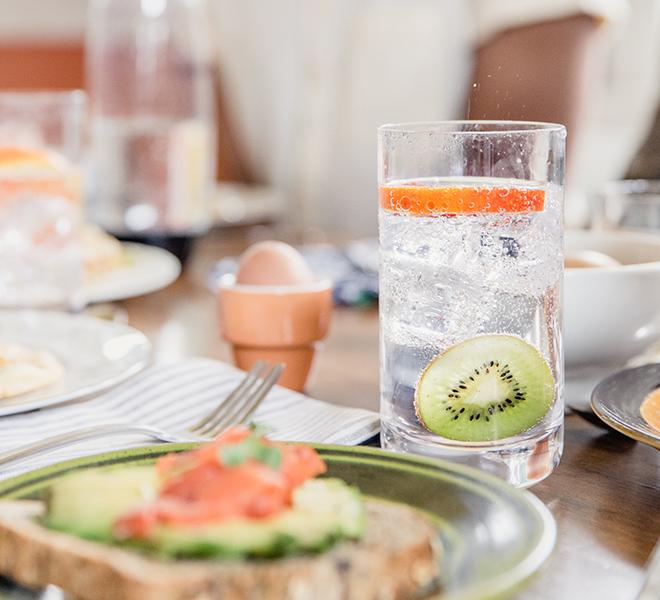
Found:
[381,421,563,488]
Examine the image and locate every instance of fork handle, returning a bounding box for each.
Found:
[0,423,191,469]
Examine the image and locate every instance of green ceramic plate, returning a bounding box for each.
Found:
[0,444,555,600]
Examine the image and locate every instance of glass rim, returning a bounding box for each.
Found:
[378,120,566,135]
[0,89,86,106]
[598,179,660,199]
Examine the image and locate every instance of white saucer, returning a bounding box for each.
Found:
[84,243,181,304]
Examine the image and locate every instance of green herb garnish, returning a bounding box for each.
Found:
[220,430,282,470]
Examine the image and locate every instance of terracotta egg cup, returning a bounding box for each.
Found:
[218,275,333,392]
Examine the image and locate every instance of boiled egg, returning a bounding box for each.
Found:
[236,241,316,285]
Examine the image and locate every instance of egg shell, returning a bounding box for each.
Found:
[235,241,316,285]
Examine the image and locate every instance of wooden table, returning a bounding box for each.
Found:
[124,230,659,600]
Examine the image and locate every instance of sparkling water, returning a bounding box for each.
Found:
[379,177,564,485]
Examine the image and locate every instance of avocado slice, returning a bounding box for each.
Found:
[44,468,365,559]
[292,478,366,538]
[45,466,157,542]
[146,478,366,559]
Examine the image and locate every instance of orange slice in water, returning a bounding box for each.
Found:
[379,185,545,215]
[640,388,660,433]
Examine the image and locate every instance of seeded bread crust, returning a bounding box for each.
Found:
[0,500,440,600]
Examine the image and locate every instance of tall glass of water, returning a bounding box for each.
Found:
[0,91,86,310]
[86,0,216,261]
[378,121,566,486]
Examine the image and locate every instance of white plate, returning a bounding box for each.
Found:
[0,310,151,416]
[84,243,181,305]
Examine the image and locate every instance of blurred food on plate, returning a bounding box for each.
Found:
[81,224,125,280]
[0,342,63,399]
[640,389,660,432]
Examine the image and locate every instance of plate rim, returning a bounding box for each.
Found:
[83,242,181,305]
[0,310,151,417]
[591,404,660,449]
[0,443,557,600]
[591,364,660,450]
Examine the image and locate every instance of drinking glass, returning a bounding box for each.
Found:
[378,121,566,487]
[86,0,216,261]
[0,91,86,310]
[592,179,660,232]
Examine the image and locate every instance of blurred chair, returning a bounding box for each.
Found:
[627,103,660,179]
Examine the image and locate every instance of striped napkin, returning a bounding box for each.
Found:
[0,358,380,480]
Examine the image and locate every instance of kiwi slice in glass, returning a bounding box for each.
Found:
[415,335,555,442]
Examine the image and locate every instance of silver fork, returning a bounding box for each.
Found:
[0,361,284,469]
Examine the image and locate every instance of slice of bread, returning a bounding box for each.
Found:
[0,499,440,600]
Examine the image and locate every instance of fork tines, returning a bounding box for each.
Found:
[191,362,284,438]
